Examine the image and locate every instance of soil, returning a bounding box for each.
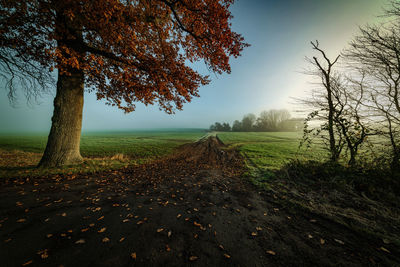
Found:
[0,136,399,266]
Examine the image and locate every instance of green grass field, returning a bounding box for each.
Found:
[0,130,205,157]
[0,129,206,178]
[218,132,326,170]
[217,132,326,188]
[0,130,325,179]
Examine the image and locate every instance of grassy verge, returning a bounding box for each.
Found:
[0,130,205,178]
[275,161,400,246]
[219,132,400,247]
[218,132,326,188]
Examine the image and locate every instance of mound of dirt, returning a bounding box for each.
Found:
[175,135,242,171]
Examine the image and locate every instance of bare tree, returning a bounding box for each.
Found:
[345,19,400,169]
[256,109,291,131]
[332,72,375,165]
[383,0,400,18]
[241,113,256,131]
[300,41,342,162]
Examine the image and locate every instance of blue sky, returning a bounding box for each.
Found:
[0,0,387,133]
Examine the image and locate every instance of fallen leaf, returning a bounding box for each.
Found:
[308,234,313,239]
[266,250,276,255]
[224,253,231,259]
[17,218,26,223]
[131,252,137,259]
[98,227,106,233]
[166,244,171,251]
[320,238,325,245]
[61,213,67,217]
[251,232,257,236]
[177,214,182,218]
[189,256,198,261]
[157,228,164,233]
[256,227,262,231]
[168,231,172,237]
[102,237,110,243]
[334,239,345,245]
[37,249,49,259]
[22,260,33,266]
[81,228,89,232]
[75,239,85,244]
[380,247,390,253]
[46,234,53,238]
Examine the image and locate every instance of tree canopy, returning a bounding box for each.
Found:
[0,0,248,113]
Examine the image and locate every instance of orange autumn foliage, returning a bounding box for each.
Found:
[0,0,248,112]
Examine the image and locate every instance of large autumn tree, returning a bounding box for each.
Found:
[0,0,248,167]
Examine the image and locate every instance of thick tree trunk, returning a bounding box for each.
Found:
[38,70,84,167]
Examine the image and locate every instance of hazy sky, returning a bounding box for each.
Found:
[0,0,388,133]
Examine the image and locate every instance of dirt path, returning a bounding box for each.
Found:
[0,136,399,266]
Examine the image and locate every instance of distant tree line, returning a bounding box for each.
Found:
[209,109,302,132]
[209,122,232,132]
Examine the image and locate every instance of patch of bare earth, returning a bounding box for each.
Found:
[0,136,399,266]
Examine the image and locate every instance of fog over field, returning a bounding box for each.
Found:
[0,0,385,133]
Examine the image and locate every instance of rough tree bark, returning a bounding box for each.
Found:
[38,70,84,167]
[38,9,84,168]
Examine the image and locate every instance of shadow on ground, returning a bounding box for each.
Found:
[0,136,399,266]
